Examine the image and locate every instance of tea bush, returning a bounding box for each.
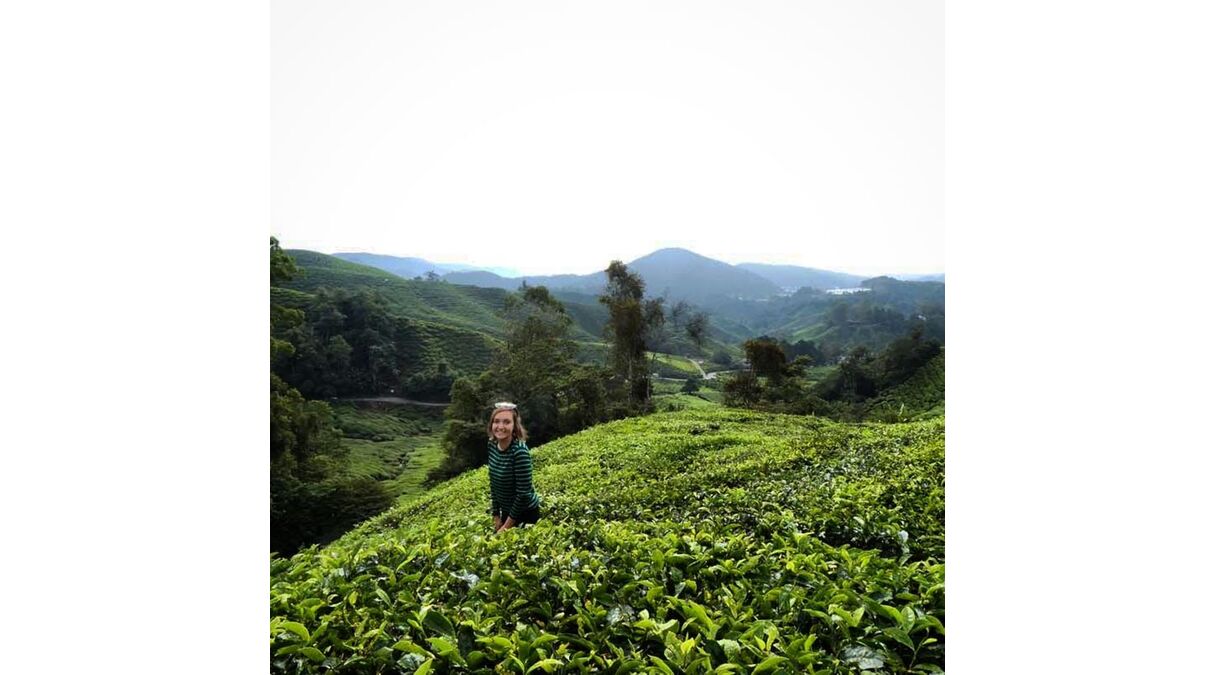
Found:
[272,409,944,674]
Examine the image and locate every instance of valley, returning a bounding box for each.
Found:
[270,239,945,673]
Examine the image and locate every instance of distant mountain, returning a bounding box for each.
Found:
[442,263,522,277]
[339,249,936,303]
[735,263,867,291]
[860,276,946,306]
[325,247,941,357]
[627,248,780,303]
[332,253,518,279]
[440,270,597,293]
[445,248,781,305]
[892,273,945,283]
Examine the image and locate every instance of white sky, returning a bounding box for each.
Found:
[273,1,943,276]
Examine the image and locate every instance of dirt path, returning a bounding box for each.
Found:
[691,359,733,380]
[338,396,448,408]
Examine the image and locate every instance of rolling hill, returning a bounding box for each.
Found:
[333,252,519,279]
[285,248,939,373]
[284,250,514,337]
[734,263,866,292]
[625,248,780,303]
[271,408,945,674]
[439,249,788,304]
[864,353,946,422]
[342,246,941,311]
[290,250,624,345]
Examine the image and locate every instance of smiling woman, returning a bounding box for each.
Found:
[486,402,542,533]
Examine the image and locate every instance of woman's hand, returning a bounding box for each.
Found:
[493,515,502,531]
[496,517,516,534]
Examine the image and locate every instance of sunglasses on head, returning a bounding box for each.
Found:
[494,402,517,410]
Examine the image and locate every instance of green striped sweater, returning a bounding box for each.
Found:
[487,439,540,520]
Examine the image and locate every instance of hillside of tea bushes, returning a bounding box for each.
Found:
[271,409,944,674]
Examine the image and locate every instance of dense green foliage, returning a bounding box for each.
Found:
[861,354,945,423]
[429,286,622,482]
[649,353,703,379]
[283,250,514,337]
[272,240,398,555]
[702,278,944,362]
[601,261,664,411]
[270,409,944,674]
[331,246,940,365]
[722,328,944,423]
[330,403,448,501]
[272,283,501,400]
[809,329,943,421]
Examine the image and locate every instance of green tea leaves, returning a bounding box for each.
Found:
[277,621,310,643]
[270,409,945,674]
[420,607,454,636]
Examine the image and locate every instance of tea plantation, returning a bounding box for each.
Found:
[271,409,944,674]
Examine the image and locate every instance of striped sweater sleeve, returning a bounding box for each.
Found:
[487,440,502,517]
[509,445,535,521]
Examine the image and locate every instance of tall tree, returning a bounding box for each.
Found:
[270,237,304,363]
[744,337,788,382]
[269,239,391,554]
[685,311,710,348]
[599,261,657,410]
[430,285,612,481]
[270,236,298,285]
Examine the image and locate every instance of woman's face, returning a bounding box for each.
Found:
[491,410,515,443]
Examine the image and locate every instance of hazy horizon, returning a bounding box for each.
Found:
[274,1,943,279]
[292,242,943,279]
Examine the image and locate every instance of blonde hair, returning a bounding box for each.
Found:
[487,406,528,442]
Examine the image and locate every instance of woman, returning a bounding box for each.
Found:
[487,402,541,533]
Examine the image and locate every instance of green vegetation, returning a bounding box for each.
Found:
[430,286,622,482]
[722,328,944,423]
[863,354,945,423]
[649,379,688,396]
[702,278,944,362]
[331,403,447,503]
[283,250,513,337]
[271,409,944,674]
[269,245,946,671]
[600,261,666,411]
[654,393,719,412]
[272,239,397,556]
[333,404,440,442]
[649,352,703,379]
[272,283,502,400]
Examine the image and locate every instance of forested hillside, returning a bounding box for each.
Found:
[341,246,943,363]
[702,277,944,363]
[734,263,866,291]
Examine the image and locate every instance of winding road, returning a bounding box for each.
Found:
[337,396,448,408]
